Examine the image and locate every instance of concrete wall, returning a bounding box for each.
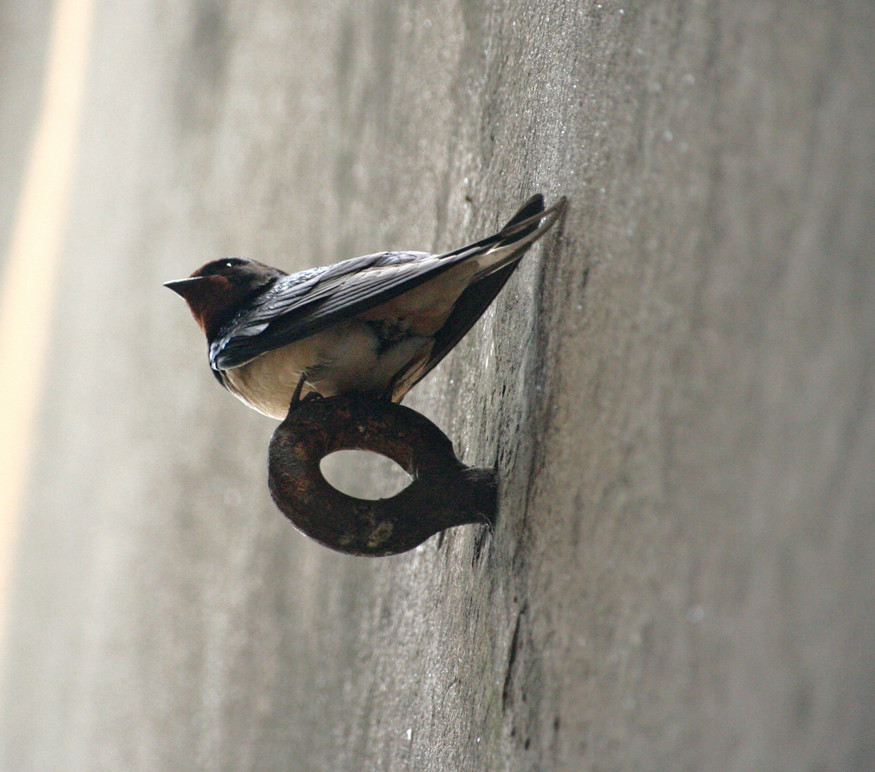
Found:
[1,1,873,769]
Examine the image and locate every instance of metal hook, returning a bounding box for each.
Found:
[267,395,497,556]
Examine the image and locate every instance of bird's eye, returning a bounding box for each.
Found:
[224,260,236,269]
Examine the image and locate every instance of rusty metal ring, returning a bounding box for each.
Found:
[267,395,497,556]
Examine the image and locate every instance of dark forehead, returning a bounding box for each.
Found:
[192,257,253,278]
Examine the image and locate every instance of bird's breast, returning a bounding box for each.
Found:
[221,320,431,418]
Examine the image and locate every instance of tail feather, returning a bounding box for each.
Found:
[499,193,545,238]
[472,195,567,281]
[391,194,566,400]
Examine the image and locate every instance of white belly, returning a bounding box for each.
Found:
[223,320,431,419]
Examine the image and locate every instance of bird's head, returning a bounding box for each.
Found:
[164,257,284,339]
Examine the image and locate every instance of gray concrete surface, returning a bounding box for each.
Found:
[0,0,53,281]
[1,1,874,770]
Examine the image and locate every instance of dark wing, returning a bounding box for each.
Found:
[210,248,477,370]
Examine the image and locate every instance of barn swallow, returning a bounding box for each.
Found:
[165,194,566,419]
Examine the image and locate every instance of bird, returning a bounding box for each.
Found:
[165,194,566,419]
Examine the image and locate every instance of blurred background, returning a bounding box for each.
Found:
[0,1,873,770]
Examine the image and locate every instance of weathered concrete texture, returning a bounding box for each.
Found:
[1,1,873,770]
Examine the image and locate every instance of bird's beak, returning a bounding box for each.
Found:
[163,276,205,298]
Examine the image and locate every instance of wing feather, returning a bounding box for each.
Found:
[210,194,565,374]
